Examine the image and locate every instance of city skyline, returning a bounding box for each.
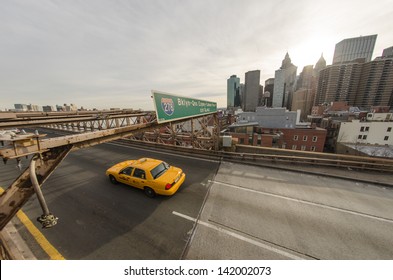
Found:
[1,0,393,110]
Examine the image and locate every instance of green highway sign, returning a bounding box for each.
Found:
[152,90,217,124]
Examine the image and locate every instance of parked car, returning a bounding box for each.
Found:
[106,158,185,197]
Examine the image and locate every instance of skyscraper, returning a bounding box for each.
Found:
[315,61,363,106]
[264,78,275,107]
[356,56,393,109]
[315,52,393,110]
[243,70,260,112]
[382,47,393,58]
[292,65,316,121]
[236,83,245,107]
[227,75,240,108]
[332,34,377,64]
[314,53,327,75]
[296,65,314,91]
[273,53,297,108]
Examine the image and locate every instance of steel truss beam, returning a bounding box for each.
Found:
[129,114,219,150]
[44,113,155,132]
[0,145,72,229]
[0,112,151,130]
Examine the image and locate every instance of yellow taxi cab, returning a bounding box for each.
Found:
[105,158,185,197]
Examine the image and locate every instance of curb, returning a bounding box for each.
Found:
[0,221,36,260]
[226,158,393,188]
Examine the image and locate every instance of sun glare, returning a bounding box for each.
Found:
[291,36,335,70]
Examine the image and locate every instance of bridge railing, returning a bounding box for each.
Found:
[116,139,393,173]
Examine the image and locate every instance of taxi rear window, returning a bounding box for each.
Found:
[151,162,169,179]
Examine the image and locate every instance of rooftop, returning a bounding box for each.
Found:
[345,144,393,158]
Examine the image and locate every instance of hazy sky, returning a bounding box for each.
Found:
[1,0,392,110]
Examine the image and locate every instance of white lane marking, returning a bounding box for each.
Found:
[172,211,304,260]
[105,142,220,163]
[209,180,393,224]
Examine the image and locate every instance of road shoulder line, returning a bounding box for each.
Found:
[209,179,393,224]
[172,211,305,260]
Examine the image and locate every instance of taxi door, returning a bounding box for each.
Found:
[117,167,133,185]
[131,168,147,189]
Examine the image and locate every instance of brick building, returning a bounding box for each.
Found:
[228,124,327,152]
[228,107,327,152]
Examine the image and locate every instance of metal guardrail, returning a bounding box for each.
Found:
[116,139,393,173]
[235,144,393,172]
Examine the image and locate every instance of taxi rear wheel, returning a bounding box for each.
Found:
[144,187,156,198]
[109,175,118,184]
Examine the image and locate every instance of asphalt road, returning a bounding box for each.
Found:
[1,141,219,259]
[185,162,393,259]
[1,138,393,260]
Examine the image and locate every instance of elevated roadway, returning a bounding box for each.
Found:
[0,139,218,259]
[0,112,219,230]
[185,161,393,259]
[1,139,393,259]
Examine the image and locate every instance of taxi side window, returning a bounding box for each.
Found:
[120,167,133,176]
[133,168,146,179]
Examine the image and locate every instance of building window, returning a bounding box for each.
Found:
[384,136,389,141]
[365,127,369,132]
[301,145,306,151]
[310,146,316,152]
[358,135,362,139]
[387,127,392,132]
[292,145,297,150]
[312,136,318,142]
[362,135,367,140]
[293,135,298,141]
[303,136,308,141]
[360,126,365,132]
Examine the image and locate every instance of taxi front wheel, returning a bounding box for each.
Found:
[144,187,156,198]
[109,175,118,185]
